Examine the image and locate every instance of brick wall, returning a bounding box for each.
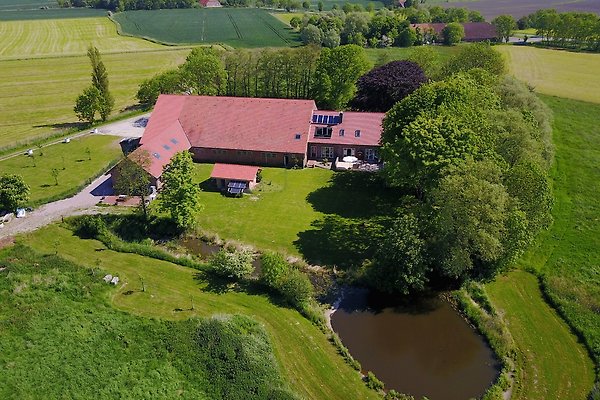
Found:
[190,147,307,168]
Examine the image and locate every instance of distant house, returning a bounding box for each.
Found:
[112,94,384,189]
[412,22,498,43]
[199,0,222,6]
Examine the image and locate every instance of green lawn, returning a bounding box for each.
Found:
[0,134,121,205]
[0,48,189,150]
[113,9,301,47]
[21,225,380,400]
[485,96,600,399]
[364,45,461,65]
[486,271,594,400]
[193,165,333,256]
[0,17,166,60]
[498,45,600,104]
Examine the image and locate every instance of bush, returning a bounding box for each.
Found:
[72,214,107,238]
[278,269,314,308]
[209,248,254,280]
[365,371,384,391]
[260,252,289,287]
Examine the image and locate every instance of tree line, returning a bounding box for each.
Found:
[519,9,600,51]
[295,7,485,49]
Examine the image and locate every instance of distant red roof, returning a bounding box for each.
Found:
[308,111,384,147]
[412,22,498,42]
[210,163,260,182]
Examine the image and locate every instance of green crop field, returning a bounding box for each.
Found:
[0,17,165,60]
[0,8,105,19]
[0,0,57,10]
[0,135,121,205]
[21,225,380,400]
[113,8,301,47]
[498,45,600,104]
[0,48,190,151]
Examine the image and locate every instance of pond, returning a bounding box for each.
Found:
[331,288,500,400]
[179,237,263,276]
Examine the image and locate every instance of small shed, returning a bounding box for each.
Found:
[210,163,260,196]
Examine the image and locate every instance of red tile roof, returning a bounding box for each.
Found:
[412,22,498,41]
[210,163,260,182]
[178,95,316,154]
[308,111,385,147]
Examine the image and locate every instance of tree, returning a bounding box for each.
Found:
[317,0,323,11]
[289,16,302,29]
[74,85,102,124]
[442,43,506,76]
[179,48,226,96]
[492,14,517,43]
[313,44,370,109]
[322,29,341,48]
[51,168,61,186]
[300,24,323,45]
[158,151,202,230]
[260,251,289,288]
[209,248,254,280]
[277,269,314,308]
[407,46,442,79]
[113,149,153,221]
[302,0,309,10]
[442,22,464,45]
[87,46,114,121]
[341,12,370,44]
[137,69,183,106]
[0,174,29,212]
[351,60,427,112]
[429,159,511,279]
[367,213,428,294]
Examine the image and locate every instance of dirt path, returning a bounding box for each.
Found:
[0,174,112,238]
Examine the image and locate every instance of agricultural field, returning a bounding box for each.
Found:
[498,45,600,104]
[0,135,121,205]
[0,48,190,151]
[0,0,57,10]
[113,8,300,48]
[21,225,380,400]
[0,17,165,60]
[430,0,600,19]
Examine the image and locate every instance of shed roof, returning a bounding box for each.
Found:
[210,163,260,182]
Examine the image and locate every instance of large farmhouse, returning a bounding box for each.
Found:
[412,22,498,43]
[122,94,385,186]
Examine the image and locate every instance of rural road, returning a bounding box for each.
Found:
[0,174,114,238]
[0,113,152,238]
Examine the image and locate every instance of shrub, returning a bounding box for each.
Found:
[365,371,384,391]
[277,269,314,308]
[209,248,254,280]
[260,252,289,287]
[72,215,107,238]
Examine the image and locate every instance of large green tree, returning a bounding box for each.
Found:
[0,174,29,213]
[443,43,506,76]
[112,150,153,221]
[367,213,428,295]
[442,22,464,45]
[87,46,114,121]
[158,151,202,230]
[74,86,102,124]
[492,15,517,43]
[136,70,184,106]
[179,47,226,96]
[313,44,370,109]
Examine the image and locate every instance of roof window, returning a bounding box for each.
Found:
[295,133,301,140]
[355,130,361,138]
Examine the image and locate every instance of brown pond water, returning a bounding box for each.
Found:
[179,237,263,275]
[331,288,500,400]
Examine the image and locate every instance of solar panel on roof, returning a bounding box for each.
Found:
[227,181,248,189]
[328,115,335,124]
[317,115,323,124]
[312,115,318,123]
[228,187,243,195]
[334,116,341,124]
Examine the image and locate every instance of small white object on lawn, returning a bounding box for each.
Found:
[103,274,113,283]
[110,276,119,285]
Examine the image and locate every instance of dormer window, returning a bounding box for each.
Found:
[355,130,361,137]
[339,129,345,136]
[315,127,332,138]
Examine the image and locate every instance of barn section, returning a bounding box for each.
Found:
[411,22,498,42]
